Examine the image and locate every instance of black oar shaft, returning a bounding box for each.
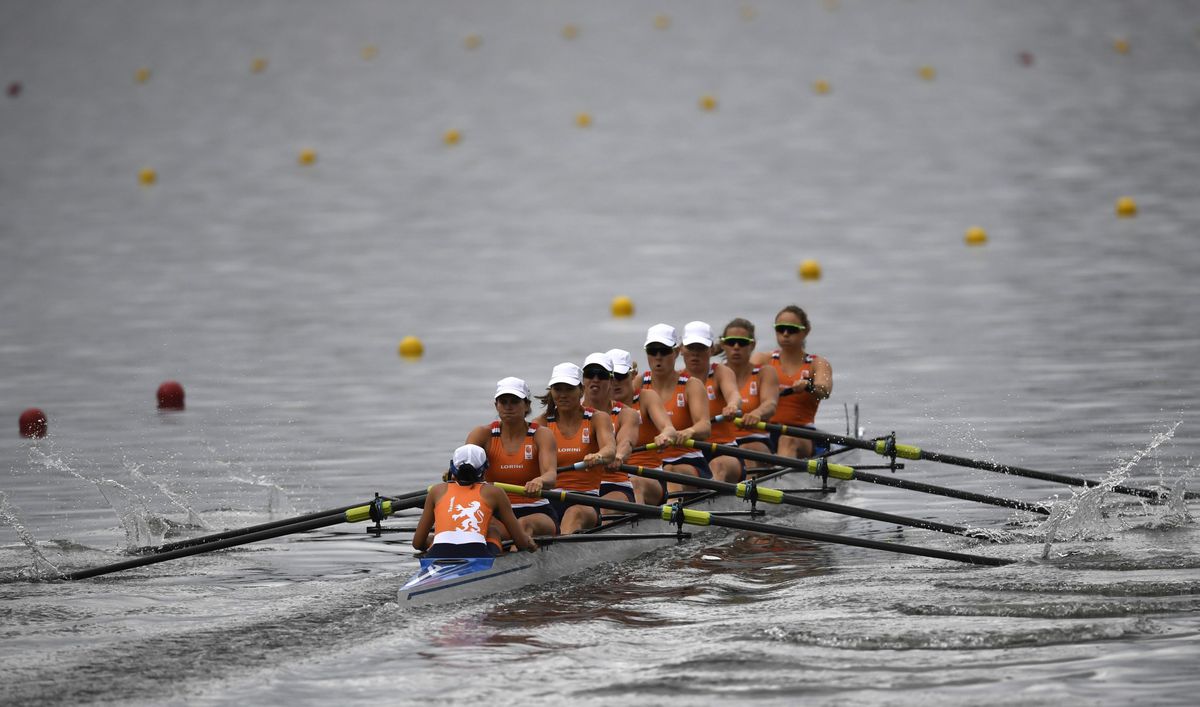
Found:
[494,484,1013,567]
[616,464,977,537]
[749,420,1193,500]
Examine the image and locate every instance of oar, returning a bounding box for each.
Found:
[66,492,429,581]
[602,462,990,538]
[645,440,1050,515]
[494,483,1013,567]
[743,419,1195,501]
[138,488,431,554]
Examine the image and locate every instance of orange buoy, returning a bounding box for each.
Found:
[157,381,185,410]
[19,408,47,438]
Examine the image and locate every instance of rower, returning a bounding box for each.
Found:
[639,323,713,499]
[679,320,744,483]
[412,444,537,557]
[750,305,833,458]
[606,348,664,505]
[466,377,560,539]
[582,351,641,508]
[718,317,780,456]
[535,362,616,534]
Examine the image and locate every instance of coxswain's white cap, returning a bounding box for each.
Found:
[681,320,714,347]
[452,443,488,471]
[494,376,531,400]
[583,352,613,372]
[605,348,634,375]
[547,362,583,387]
[644,323,678,348]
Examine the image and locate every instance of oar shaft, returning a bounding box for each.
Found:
[615,464,976,537]
[843,469,1050,515]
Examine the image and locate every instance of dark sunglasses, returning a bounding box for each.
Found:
[612,371,631,381]
[721,336,754,347]
[774,323,807,334]
[582,366,611,380]
[645,345,673,357]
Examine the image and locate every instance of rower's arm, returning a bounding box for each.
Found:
[745,365,780,424]
[585,411,616,466]
[411,486,442,552]
[612,406,640,467]
[808,356,833,400]
[715,364,742,415]
[529,426,558,492]
[681,377,712,441]
[485,485,537,552]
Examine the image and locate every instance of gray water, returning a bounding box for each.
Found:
[3,0,1200,704]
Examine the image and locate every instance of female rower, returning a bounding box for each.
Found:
[607,348,668,506]
[412,444,537,557]
[581,352,641,507]
[679,320,744,483]
[719,317,779,455]
[534,362,616,534]
[639,323,712,498]
[750,305,832,459]
[465,377,559,539]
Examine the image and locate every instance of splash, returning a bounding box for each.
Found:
[128,463,211,531]
[229,473,298,517]
[1040,422,1184,558]
[0,490,61,579]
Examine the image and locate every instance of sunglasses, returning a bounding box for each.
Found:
[612,371,631,381]
[684,343,710,352]
[645,345,674,357]
[721,336,754,347]
[582,366,611,380]
[774,323,807,334]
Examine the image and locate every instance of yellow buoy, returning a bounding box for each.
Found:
[611,295,635,318]
[1113,38,1130,55]
[298,148,317,166]
[740,5,757,21]
[464,34,482,50]
[699,94,718,111]
[798,259,822,281]
[138,168,158,186]
[813,79,831,95]
[398,336,424,359]
[443,129,462,146]
[654,14,671,30]
[919,65,936,81]
[964,226,988,246]
[135,67,151,84]
[562,24,579,40]
[1115,196,1138,218]
[250,57,268,74]
[575,112,592,128]
[362,44,378,60]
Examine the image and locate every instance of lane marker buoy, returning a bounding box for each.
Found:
[157,381,185,410]
[611,296,635,318]
[964,225,988,246]
[19,408,47,438]
[398,336,425,359]
[798,259,822,281]
[1115,196,1138,218]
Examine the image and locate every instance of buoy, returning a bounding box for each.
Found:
[157,381,185,410]
[251,57,268,73]
[1018,51,1035,66]
[6,81,21,97]
[135,67,151,84]
[1113,38,1130,55]
[654,14,671,30]
[575,112,592,128]
[398,336,425,359]
[823,0,840,10]
[562,24,579,40]
[1115,196,1138,218]
[464,34,482,50]
[611,295,635,318]
[919,65,936,81]
[298,148,317,166]
[699,94,718,111]
[798,259,822,281]
[443,128,462,146]
[139,168,158,186]
[362,44,378,60]
[964,226,988,246]
[19,408,47,438]
[813,80,831,95]
[741,5,757,21]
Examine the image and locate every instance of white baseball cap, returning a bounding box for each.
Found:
[583,352,613,373]
[494,376,531,400]
[451,443,488,471]
[681,320,714,347]
[547,362,583,387]
[605,348,634,375]
[644,323,678,348]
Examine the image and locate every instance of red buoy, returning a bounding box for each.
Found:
[19,408,47,438]
[1018,51,1035,67]
[6,81,21,97]
[157,381,185,410]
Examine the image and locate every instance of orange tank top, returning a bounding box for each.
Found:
[704,363,737,444]
[733,366,765,439]
[640,370,700,462]
[601,400,631,484]
[432,483,493,546]
[549,408,605,492]
[486,420,544,506]
[769,351,820,426]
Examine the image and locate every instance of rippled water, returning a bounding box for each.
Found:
[3,0,1200,704]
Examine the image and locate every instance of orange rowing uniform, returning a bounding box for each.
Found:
[548,408,607,492]
[642,370,703,463]
[486,420,548,507]
[704,363,737,444]
[733,366,768,441]
[432,483,493,546]
[601,401,631,484]
[768,351,820,425]
[626,389,659,468]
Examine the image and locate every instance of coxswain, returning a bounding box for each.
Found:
[679,320,744,483]
[719,317,779,456]
[412,444,536,557]
[750,305,832,458]
[466,377,559,538]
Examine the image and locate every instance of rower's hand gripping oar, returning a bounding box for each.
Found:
[494,483,1013,567]
[65,490,431,581]
[741,419,1195,501]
